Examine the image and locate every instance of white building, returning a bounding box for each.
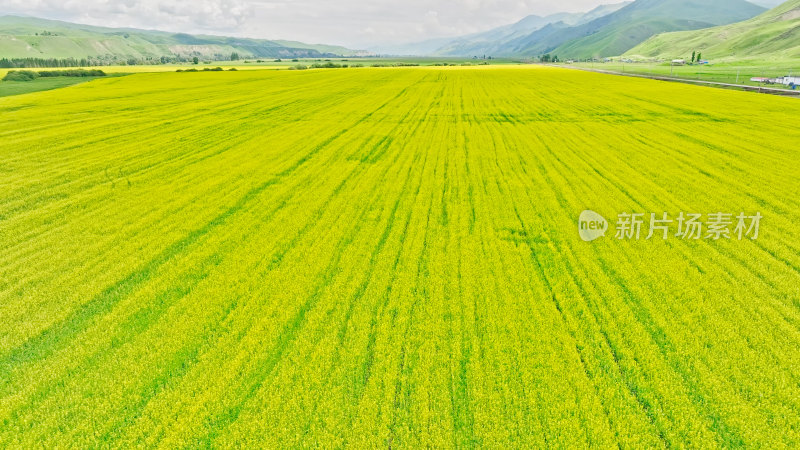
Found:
[780,76,800,86]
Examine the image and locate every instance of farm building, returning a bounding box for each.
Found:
[748,76,799,87]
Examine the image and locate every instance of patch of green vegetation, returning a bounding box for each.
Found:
[2,68,106,81]
[0,76,106,97]
[512,0,765,59]
[176,67,226,73]
[627,0,800,60]
[2,70,39,82]
[0,15,363,61]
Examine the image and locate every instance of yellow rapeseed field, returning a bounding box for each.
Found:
[1,66,799,447]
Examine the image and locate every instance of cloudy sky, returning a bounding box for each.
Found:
[0,0,784,48]
[0,0,628,47]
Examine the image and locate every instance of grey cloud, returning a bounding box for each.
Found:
[0,0,614,46]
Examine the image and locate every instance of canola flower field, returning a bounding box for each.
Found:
[1,66,799,447]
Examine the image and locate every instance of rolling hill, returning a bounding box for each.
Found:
[380,0,766,59]
[626,0,800,60]
[374,3,631,56]
[545,0,767,59]
[433,3,632,56]
[0,16,365,61]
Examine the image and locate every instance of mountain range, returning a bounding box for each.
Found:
[379,0,767,59]
[373,3,631,56]
[627,0,800,60]
[0,16,366,62]
[1,0,791,62]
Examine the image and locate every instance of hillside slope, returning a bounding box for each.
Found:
[626,0,800,59]
[402,0,767,59]
[436,4,632,56]
[0,16,364,61]
[545,0,766,59]
[373,2,630,56]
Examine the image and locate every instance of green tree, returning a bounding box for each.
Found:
[697,52,702,63]
[2,70,37,81]
[691,51,696,63]
[230,52,240,61]
[192,57,199,65]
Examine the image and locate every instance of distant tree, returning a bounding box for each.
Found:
[2,70,39,82]
[691,51,696,63]
[697,52,702,62]
[35,69,105,78]
[230,52,240,61]
[192,57,199,65]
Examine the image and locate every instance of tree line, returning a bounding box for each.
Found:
[0,55,209,69]
[2,69,106,82]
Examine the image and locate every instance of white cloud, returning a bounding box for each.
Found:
[0,0,616,47]
[2,0,254,31]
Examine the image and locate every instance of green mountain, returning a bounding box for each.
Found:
[435,3,632,56]
[373,3,631,56]
[381,0,766,59]
[0,16,365,61]
[544,0,767,59]
[626,0,800,60]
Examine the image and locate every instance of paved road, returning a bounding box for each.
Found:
[554,65,800,97]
